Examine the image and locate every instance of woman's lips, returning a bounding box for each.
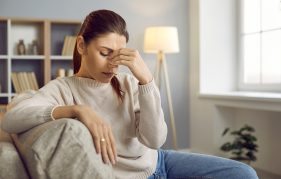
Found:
[102,72,116,78]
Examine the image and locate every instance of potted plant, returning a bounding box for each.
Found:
[220,124,258,165]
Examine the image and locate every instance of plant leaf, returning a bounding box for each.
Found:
[222,128,230,136]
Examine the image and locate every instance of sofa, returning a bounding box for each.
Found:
[0,109,29,179]
[0,92,115,179]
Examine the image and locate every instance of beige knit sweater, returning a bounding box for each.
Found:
[2,72,168,179]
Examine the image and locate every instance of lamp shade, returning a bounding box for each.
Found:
[144,26,179,53]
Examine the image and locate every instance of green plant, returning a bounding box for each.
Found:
[220,124,258,163]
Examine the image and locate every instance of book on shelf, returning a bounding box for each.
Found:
[30,72,39,90]
[56,68,74,78]
[11,73,21,93]
[22,72,30,91]
[61,36,76,56]
[11,72,39,93]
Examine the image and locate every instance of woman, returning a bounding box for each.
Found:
[2,10,258,179]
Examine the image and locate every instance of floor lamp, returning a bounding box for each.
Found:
[144,26,180,150]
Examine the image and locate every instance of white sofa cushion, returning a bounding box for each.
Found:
[0,142,29,179]
[12,118,115,179]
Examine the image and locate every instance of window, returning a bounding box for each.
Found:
[240,0,281,92]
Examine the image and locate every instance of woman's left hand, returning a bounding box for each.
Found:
[108,48,153,85]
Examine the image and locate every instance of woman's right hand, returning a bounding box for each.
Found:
[52,105,117,165]
[74,105,117,165]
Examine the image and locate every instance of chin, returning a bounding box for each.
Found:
[103,79,111,83]
[98,77,112,83]
[99,73,115,83]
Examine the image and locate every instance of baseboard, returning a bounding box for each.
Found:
[255,168,281,179]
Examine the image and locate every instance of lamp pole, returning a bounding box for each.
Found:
[155,51,178,150]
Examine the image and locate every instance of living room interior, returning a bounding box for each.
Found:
[0,0,281,179]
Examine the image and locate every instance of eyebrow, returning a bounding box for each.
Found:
[100,46,114,52]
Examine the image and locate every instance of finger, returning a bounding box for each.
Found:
[110,55,134,65]
[108,62,118,68]
[90,125,101,154]
[102,125,115,164]
[109,48,136,59]
[99,126,110,164]
[120,48,136,53]
[118,50,136,57]
[108,61,118,67]
[108,128,117,161]
[114,59,132,67]
[104,132,115,165]
[100,136,110,164]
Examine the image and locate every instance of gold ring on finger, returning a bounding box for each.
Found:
[100,138,106,142]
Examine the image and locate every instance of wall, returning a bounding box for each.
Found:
[189,0,281,175]
[0,0,190,149]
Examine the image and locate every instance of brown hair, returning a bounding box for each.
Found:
[73,9,129,102]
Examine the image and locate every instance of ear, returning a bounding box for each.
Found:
[76,35,87,55]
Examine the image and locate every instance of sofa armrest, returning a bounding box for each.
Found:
[12,118,115,179]
[0,120,13,144]
[0,142,30,179]
[0,107,13,143]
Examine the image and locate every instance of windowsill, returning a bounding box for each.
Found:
[199,91,281,102]
[198,91,281,112]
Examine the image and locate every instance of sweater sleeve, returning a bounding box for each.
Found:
[1,78,72,134]
[131,76,168,149]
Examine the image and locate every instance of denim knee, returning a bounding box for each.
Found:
[234,162,259,179]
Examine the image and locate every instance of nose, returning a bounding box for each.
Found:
[107,62,118,73]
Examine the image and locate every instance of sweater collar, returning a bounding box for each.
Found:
[71,75,111,88]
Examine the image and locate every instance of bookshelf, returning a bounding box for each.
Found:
[50,22,79,80]
[0,17,81,104]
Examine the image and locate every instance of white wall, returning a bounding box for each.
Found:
[235,109,281,175]
[189,0,281,175]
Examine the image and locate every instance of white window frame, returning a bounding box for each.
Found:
[238,0,281,93]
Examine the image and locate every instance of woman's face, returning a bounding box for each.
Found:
[76,33,127,83]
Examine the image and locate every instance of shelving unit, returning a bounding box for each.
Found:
[11,55,45,60]
[0,55,8,59]
[0,18,8,105]
[0,17,81,104]
[50,21,80,80]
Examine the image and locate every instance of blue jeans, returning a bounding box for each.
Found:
[147,149,259,179]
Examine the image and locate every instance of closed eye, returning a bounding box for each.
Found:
[100,51,110,57]
[99,46,113,57]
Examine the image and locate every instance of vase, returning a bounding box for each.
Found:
[17,39,26,55]
[31,40,39,55]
